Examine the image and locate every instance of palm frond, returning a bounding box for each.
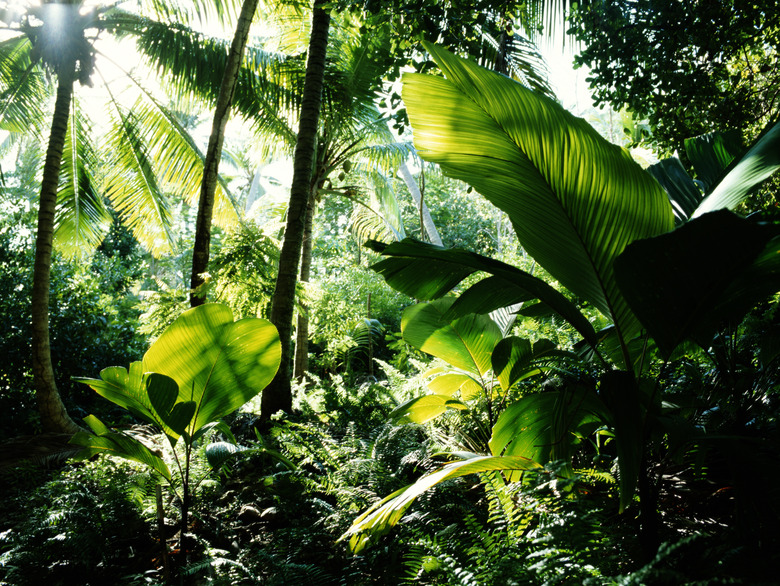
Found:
[352,140,414,175]
[321,22,387,125]
[0,35,48,135]
[517,0,590,42]
[100,84,175,257]
[350,204,396,245]
[106,11,230,103]
[139,0,242,29]
[369,171,405,238]
[344,170,406,244]
[54,96,110,257]
[110,10,298,144]
[93,44,242,227]
[477,27,554,98]
[130,99,239,228]
[258,0,312,54]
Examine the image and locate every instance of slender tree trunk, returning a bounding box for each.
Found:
[190,0,259,306]
[293,190,316,381]
[32,65,80,435]
[398,161,442,245]
[262,0,330,420]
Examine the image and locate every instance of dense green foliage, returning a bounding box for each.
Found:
[570,0,780,154]
[0,204,146,438]
[1,1,779,584]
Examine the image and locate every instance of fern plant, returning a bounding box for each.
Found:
[0,457,156,586]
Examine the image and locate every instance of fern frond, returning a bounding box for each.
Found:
[575,467,617,486]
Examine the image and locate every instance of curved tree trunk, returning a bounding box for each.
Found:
[293,190,317,381]
[32,65,80,435]
[398,161,442,246]
[190,0,259,306]
[262,0,330,420]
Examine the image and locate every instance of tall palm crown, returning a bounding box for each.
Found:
[0,0,241,257]
[22,1,95,84]
[0,0,243,433]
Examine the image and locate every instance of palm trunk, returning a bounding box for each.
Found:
[262,0,330,420]
[293,190,316,381]
[190,0,259,306]
[32,65,80,435]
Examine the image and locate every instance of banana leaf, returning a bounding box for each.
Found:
[403,42,674,343]
[615,210,780,358]
[371,238,598,348]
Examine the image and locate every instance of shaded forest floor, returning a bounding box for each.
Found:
[2,387,779,586]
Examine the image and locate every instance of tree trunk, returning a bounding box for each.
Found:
[293,190,316,382]
[190,0,259,306]
[32,65,80,435]
[262,0,330,420]
[398,161,442,245]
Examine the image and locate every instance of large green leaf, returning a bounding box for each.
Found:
[70,415,171,481]
[646,157,703,224]
[492,336,551,392]
[368,239,476,301]
[145,373,196,440]
[426,372,483,400]
[390,394,468,424]
[371,238,598,348]
[693,120,780,217]
[401,298,500,378]
[75,362,154,426]
[341,454,541,553]
[489,388,606,471]
[77,367,193,442]
[403,42,674,342]
[684,130,742,191]
[142,303,281,434]
[615,210,780,358]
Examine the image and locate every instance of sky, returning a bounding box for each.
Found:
[542,43,594,114]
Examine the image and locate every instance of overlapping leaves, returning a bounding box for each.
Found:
[75,303,281,442]
[402,41,674,342]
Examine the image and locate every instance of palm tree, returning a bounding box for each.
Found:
[261,0,330,416]
[189,0,259,306]
[27,1,95,434]
[1,0,241,433]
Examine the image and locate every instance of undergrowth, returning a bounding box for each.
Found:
[2,365,774,584]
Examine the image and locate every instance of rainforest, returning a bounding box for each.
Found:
[1,1,780,584]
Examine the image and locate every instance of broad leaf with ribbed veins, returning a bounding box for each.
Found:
[403,42,674,343]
